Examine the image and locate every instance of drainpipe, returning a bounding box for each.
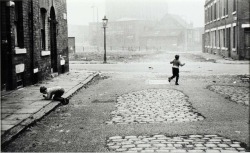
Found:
[30,0,35,84]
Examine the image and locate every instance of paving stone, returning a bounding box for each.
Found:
[156,150,170,152]
[174,144,183,147]
[217,144,229,148]
[116,148,127,152]
[137,144,152,148]
[110,136,123,140]
[122,144,136,148]
[195,144,205,147]
[205,150,220,153]
[188,150,205,153]
[109,145,120,149]
[230,144,241,148]
[152,143,166,147]
[125,136,137,139]
[205,144,217,148]
[129,148,143,151]
[220,150,238,153]
[170,149,187,152]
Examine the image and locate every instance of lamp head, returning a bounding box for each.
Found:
[102,16,108,27]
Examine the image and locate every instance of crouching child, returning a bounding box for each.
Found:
[40,86,69,105]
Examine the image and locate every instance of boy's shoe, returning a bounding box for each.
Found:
[168,78,171,82]
[61,98,69,105]
[175,83,179,85]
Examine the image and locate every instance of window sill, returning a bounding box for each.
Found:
[60,59,65,65]
[41,50,51,56]
[232,11,236,15]
[15,47,27,54]
[33,68,39,73]
[15,64,25,74]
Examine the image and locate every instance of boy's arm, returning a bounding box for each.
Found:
[44,92,52,100]
[170,60,173,64]
[180,62,185,66]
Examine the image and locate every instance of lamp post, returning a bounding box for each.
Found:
[102,16,108,63]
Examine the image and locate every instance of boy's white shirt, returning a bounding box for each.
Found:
[44,86,64,100]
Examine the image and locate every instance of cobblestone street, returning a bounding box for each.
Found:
[2,52,249,152]
[208,85,249,106]
[107,134,246,152]
[106,89,204,124]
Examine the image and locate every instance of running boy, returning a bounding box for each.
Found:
[40,86,69,105]
[168,55,185,85]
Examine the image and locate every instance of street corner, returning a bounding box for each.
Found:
[105,89,205,125]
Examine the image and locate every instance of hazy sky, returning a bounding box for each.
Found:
[67,0,205,27]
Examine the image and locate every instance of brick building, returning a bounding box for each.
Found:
[1,0,69,90]
[203,0,250,60]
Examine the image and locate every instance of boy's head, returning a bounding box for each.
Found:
[175,55,179,60]
[40,86,47,93]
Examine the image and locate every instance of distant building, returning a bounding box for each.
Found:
[140,14,198,51]
[1,0,69,90]
[106,0,168,22]
[89,14,202,51]
[203,0,250,60]
[68,37,75,54]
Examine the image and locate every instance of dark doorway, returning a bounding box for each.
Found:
[227,28,231,58]
[50,7,57,72]
[1,2,13,90]
[244,28,250,59]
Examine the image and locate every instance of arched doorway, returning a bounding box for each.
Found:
[50,7,57,72]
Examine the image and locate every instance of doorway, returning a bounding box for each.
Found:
[50,7,57,72]
[227,28,231,58]
[244,28,250,59]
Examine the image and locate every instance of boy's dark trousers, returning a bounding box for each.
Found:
[169,67,179,83]
[53,90,65,102]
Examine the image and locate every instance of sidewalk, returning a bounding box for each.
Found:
[1,70,99,146]
[194,52,250,64]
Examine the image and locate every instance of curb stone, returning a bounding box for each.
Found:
[1,72,99,146]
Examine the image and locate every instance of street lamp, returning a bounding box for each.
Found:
[102,16,108,63]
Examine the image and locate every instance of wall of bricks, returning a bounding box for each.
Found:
[1,0,69,90]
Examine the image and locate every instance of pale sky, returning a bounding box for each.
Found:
[67,0,205,27]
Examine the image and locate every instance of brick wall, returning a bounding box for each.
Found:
[1,0,69,90]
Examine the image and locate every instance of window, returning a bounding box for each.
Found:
[218,30,221,47]
[40,8,46,50]
[14,1,23,48]
[214,3,217,20]
[233,0,236,12]
[225,0,228,15]
[223,29,226,47]
[215,31,217,47]
[233,26,236,48]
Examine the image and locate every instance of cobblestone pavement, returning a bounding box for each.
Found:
[208,85,249,106]
[106,134,246,152]
[106,89,204,124]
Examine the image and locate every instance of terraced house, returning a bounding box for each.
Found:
[203,0,250,60]
[1,0,69,91]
